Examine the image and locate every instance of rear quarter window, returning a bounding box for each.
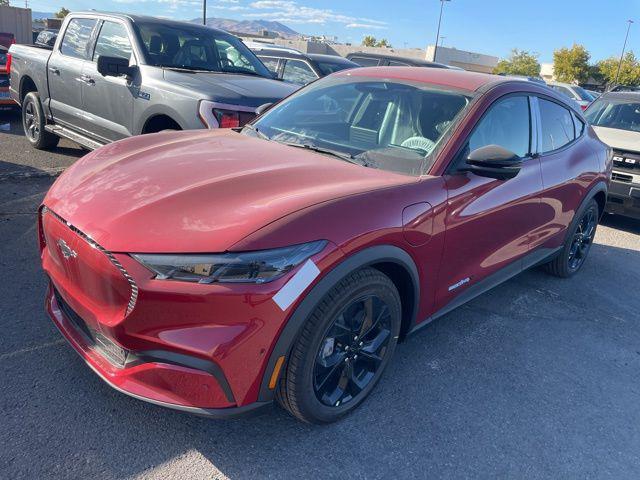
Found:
[539,98,576,152]
[349,56,380,67]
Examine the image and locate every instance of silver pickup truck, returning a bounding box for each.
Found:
[8,12,297,150]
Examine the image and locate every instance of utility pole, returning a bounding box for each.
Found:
[203,0,207,26]
[433,0,450,62]
[615,19,634,84]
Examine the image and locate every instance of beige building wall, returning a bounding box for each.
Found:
[0,6,33,44]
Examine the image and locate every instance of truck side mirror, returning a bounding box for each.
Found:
[97,55,133,78]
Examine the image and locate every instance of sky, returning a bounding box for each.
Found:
[18,0,640,63]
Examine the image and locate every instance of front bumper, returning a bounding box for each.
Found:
[46,282,272,418]
[606,171,640,220]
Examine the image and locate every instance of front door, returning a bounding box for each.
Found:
[81,19,136,142]
[436,94,544,310]
[47,17,98,131]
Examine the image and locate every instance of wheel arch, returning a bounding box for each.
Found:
[19,75,38,104]
[256,244,420,403]
[141,114,183,134]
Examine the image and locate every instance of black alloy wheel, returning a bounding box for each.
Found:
[313,295,392,407]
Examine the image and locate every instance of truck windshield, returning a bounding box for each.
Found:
[134,22,272,78]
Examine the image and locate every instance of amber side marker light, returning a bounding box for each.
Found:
[269,356,286,389]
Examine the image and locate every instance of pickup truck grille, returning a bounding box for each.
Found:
[612,149,640,173]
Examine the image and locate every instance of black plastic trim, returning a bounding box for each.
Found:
[256,245,420,402]
[128,350,236,404]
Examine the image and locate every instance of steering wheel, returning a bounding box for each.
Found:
[401,136,436,154]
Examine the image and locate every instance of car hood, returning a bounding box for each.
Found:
[592,126,640,154]
[44,130,416,253]
[163,70,298,107]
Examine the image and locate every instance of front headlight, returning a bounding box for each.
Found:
[132,240,327,284]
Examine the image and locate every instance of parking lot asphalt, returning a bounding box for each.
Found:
[2,108,640,479]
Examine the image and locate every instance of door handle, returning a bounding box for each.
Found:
[79,74,95,85]
[49,67,60,75]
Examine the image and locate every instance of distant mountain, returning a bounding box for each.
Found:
[32,11,56,20]
[193,17,300,38]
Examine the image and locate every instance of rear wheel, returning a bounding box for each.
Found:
[544,199,599,278]
[276,268,401,424]
[22,92,59,150]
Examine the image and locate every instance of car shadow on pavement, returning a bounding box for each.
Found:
[601,213,640,235]
[2,187,640,480]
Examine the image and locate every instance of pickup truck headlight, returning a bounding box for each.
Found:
[132,240,326,284]
[198,100,241,128]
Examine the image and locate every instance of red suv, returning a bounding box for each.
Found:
[40,68,611,423]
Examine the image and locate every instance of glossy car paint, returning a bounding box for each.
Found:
[40,68,610,415]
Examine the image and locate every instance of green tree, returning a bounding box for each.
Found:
[55,7,70,19]
[553,44,590,83]
[493,49,541,77]
[597,51,640,86]
[362,35,377,47]
[376,38,391,48]
[0,0,10,6]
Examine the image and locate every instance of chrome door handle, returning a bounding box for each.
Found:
[78,74,95,85]
[49,67,60,75]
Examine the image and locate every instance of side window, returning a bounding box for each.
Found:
[349,56,379,67]
[467,95,531,158]
[282,59,317,85]
[93,21,132,61]
[572,111,585,137]
[60,18,98,59]
[539,98,575,152]
[258,56,280,74]
[388,60,410,66]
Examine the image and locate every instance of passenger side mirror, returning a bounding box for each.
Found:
[255,102,274,116]
[463,145,522,180]
[97,56,133,78]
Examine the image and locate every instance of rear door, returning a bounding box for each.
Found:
[529,96,598,249]
[48,17,98,131]
[436,94,544,309]
[81,19,136,142]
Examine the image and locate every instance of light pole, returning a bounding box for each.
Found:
[615,19,634,84]
[433,0,450,62]
[203,0,207,25]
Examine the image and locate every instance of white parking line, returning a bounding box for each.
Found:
[0,338,65,362]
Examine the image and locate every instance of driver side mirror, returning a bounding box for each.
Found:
[255,102,274,116]
[97,55,134,79]
[462,145,522,180]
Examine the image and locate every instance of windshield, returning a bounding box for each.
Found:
[315,60,356,76]
[134,22,272,77]
[248,77,470,176]
[585,98,640,133]
[574,86,594,101]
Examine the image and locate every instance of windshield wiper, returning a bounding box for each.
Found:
[282,142,367,166]
[243,123,270,141]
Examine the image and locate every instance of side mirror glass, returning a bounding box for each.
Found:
[97,55,133,78]
[255,102,274,116]
[463,145,523,180]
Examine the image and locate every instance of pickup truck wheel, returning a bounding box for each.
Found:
[276,268,401,424]
[22,92,59,150]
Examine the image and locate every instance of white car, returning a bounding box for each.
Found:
[585,91,640,219]
[547,81,594,111]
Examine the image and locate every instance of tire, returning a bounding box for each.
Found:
[544,199,599,278]
[276,267,402,424]
[22,92,59,150]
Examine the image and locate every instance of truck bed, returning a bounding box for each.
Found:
[8,43,52,106]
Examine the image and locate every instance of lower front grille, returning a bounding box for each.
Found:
[612,172,633,183]
[53,287,129,367]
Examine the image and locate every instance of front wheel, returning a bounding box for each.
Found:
[276,268,402,423]
[22,92,59,150]
[544,199,599,278]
